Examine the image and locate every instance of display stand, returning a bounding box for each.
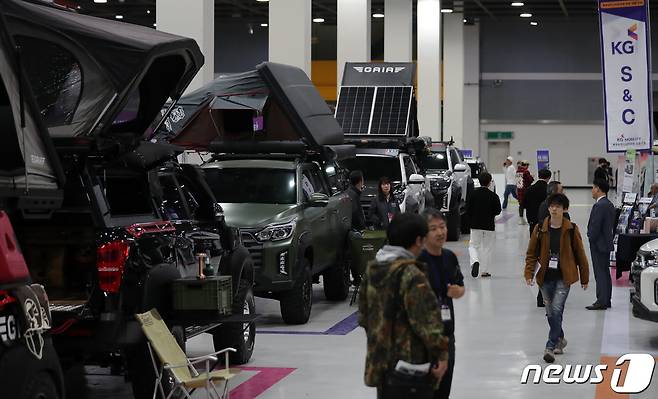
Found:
[612,192,638,262]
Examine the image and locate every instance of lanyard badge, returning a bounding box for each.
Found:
[549,253,559,269]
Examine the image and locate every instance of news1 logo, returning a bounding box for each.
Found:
[521,354,656,394]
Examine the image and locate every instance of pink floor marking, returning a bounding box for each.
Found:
[229,367,296,399]
[611,267,630,287]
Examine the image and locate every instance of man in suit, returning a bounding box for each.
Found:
[586,178,616,310]
[524,168,552,236]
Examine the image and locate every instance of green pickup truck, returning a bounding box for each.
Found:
[202,158,352,324]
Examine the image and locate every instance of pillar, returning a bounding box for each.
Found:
[463,23,480,155]
[443,13,465,146]
[417,0,441,140]
[156,0,214,92]
[384,0,412,62]
[337,0,371,88]
[269,0,311,76]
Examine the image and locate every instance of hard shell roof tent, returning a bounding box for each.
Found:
[153,62,354,162]
[0,1,65,214]
[1,0,204,157]
[336,62,420,146]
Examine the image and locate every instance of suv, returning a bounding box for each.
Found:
[466,158,496,192]
[418,140,473,240]
[3,3,254,397]
[630,239,658,322]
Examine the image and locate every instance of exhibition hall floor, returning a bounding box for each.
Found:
[85,188,658,399]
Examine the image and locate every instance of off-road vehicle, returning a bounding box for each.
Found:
[155,62,356,325]
[631,239,658,322]
[2,2,255,397]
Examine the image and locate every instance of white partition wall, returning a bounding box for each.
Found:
[443,13,465,146]
[417,0,442,140]
[269,0,311,76]
[384,0,412,62]
[337,0,371,88]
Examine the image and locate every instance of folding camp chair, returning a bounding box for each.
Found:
[135,309,240,399]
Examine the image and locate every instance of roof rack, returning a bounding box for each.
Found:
[208,141,355,163]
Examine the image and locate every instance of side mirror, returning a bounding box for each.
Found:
[454,164,468,173]
[408,174,425,185]
[308,192,329,207]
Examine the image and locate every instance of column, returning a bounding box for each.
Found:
[443,13,465,146]
[337,0,371,88]
[269,0,311,77]
[463,23,480,155]
[384,0,412,62]
[156,0,214,92]
[417,0,441,140]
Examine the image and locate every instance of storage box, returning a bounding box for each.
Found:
[172,276,232,314]
[350,230,387,276]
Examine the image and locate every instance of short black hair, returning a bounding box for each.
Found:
[538,169,552,180]
[593,178,609,194]
[349,170,364,186]
[478,172,492,187]
[387,213,428,249]
[598,157,607,165]
[421,207,446,224]
[547,193,570,209]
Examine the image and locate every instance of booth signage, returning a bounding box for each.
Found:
[462,149,474,159]
[536,149,550,170]
[598,0,653,152]
[486,131,513,140]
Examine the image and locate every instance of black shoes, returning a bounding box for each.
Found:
[586,302,609,310]
[471,262,480,278]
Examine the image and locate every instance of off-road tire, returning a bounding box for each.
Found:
[447,209,461,241]
[280,265,312,324]
[23,372,59,399]
[323,247,350,301]
[212,279,256,365]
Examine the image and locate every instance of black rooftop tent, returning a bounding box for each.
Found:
[1,0,203,146]
[153,62,352,160]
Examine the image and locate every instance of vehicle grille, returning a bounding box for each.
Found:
[241,231,263,268]
[631,259,643,296]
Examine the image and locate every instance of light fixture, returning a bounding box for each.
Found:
[520,13,532,18]
[153,23,157,27]
[115,15,124,20]
[147,9,151,14]
[261,23,268,27]
[441,0,454,13]
[511,2,524,6]
[256,0,269,2]
[93,0,108,3]
[372,13,385,18]
[530,21,539,26]
[313,17,325,23]
[463,18,467,23]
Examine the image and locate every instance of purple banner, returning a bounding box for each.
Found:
[536,149,550,170]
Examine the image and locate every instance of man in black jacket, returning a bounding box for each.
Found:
[466,172,502,278]
[347,170,367,231]
[524,169,552,236]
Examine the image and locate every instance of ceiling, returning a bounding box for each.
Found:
[60,0,658,28]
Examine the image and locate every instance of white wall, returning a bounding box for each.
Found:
[479,123,607,187]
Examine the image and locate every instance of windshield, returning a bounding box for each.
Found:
[203,168,297,204]
[341,156,402,182]
[420,152,449,171]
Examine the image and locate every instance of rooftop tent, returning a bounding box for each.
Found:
[154,62,349,158]
[0,3,63,193]
[1,0,203,149]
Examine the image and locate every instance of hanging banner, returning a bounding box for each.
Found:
[598,0,653,152]
[536,149,550,170]
[623,149,637,192]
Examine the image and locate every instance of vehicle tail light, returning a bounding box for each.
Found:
[96,241,130,294]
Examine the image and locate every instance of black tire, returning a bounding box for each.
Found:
[212,279,256,365]
[323,247,350,301]
[447,209,461,241]
[23,372,59,399]
[280,265,312,325]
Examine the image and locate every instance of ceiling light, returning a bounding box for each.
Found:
[313,17,325,23]
[261,23,268,27]
[372,13,385,18]
[115,15,123,20]
[441,8,454,13]
[153,23,157,27]
[93,0,107,3]
[463,19,467,22]
[511,2,524,6]
[530,21,539,26]
[256,0,269,2]
[520,13,532,18]
[442,0,454,13]
[147,9,151,14]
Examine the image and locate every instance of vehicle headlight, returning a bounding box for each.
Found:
[255,221,296,242]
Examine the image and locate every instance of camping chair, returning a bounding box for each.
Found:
[135,309,240,399]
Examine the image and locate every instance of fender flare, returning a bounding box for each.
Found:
[223,245,254,297]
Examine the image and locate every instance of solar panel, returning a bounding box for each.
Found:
[370,86,412,135]
[335,86,375,135]
[335,85,413,136]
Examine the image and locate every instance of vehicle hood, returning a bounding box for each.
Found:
[639,238,658,256]
[220,203,298,229]
[2,0,203,153]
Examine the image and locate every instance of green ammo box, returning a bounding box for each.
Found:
[172,276,232,314]
[350,230,387,276]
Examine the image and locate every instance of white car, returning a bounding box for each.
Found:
[631,239,658,322]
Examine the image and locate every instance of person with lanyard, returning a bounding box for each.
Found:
[368,176,401,230]
[419,208,465,399]
[524,193,589,364]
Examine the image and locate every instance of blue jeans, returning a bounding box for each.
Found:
[540,279,570,350]
[502,184,517,209]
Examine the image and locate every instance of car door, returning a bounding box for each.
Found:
[450,148,468,199]
[300,164,334,271]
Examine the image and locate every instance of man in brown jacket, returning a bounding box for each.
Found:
[524,193,589,363]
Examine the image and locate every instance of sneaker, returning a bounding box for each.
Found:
[471,262,480,278]
[554,338,568,355]
[543,348,555,363]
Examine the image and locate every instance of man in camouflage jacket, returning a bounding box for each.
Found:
[358,213,450,392]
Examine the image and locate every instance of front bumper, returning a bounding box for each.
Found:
[241,230,296,294]
[631,294,658,322]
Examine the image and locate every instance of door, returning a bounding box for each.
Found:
[301,165,335,271]
[488,141,510,175]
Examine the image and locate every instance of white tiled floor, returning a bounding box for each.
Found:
[86,188,658,398]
